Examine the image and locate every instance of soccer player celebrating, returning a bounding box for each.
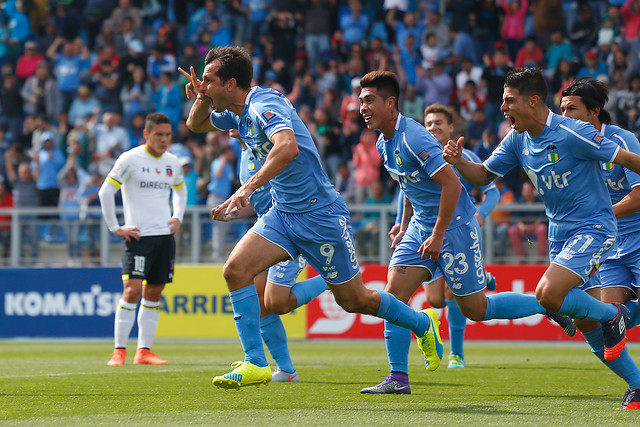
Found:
[443,68,640,381]
[212,135,329,382]
[560,76,640,410]
[99,112,187,366]
[358,71,572,395]
[180,46,441,390]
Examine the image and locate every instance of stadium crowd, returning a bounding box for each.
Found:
[0,0,637,261]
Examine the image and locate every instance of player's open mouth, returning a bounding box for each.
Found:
[505,114,515,128]
[363,115,373,124]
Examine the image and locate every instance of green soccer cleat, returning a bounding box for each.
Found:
[212,361,272,390]
[447,354,466,369]
[416,308,443,372]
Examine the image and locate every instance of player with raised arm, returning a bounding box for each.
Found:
[560,76,640,410]
[212,132,329,382]
[358,71,573,395]
[443,67,640,376]
[99,112,186,366]
[180,46,442,390]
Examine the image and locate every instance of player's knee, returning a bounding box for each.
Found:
[536,285,561,312]
[459,305,485,322]
[265,299,291,315]
[334,294,369,314]
[222,259,250,287]
[426,292,445,309]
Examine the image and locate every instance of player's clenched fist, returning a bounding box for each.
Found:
[442,136,464,165]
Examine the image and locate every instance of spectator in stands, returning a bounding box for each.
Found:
[21,62,61,120]
[0,67,24,143]
[473,128,499,161]
[393,33,420,86]
[32,131,65,219]
[499,0,528,60]
[120,66,153,126]
[340,0,370,49]
[57,161,85,263]
[569,4,598,58]
[545,30,574,74]
[64,123,92,171]
[419,32,444,71]
[621,0,640,41]
[304,0,334,70]
[577,49,609,79]
[82,0,117,49]
[92,59,123,115]
[446,22,479,70]
[207,145,236,262]
[109,0,142,33]
[471,0,501,57]
[549,58,575,106]
[608,47,637,94]
[54,3,82,42]
[246,0,271,46]
[458,80,487,122]
[127,112,146,147]
[15,41,44,82]
[352,128,381,205]
[415,60,452,107]
[113,17,144,58]
[209,17,233,48]
[152,71,182,130]
[68,85,101,125]
[508,182,548,262]
[0,180,12,258]
[455,58,483,91]
[482,47,512,127]
[5,0,31,64]
[466,108,489,148]
[147,45,177,86]
[37,18,58,56]
[617,75,640,128]
[335,162,356,204]
[386,9,423,51]
[93,112,130,157]
[491,177,514,258]
[422,9,450,49]
[514,36,544,69]
[354,179,392,258]
[5,157,38,258]
[401,84,425,124]
[531,0,564,50]
[47,37,91,113]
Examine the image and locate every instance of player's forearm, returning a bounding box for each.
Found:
[455,157,494,186]
[244,131,299,192]
[433,179,462,237]
[477,186,500,218]
[98,182,120,233]
[400,195,413,231]
[186,97,215,133]
[171,184,187,222]
[613,186,640,219]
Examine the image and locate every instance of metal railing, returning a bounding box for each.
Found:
[0,203,548,267]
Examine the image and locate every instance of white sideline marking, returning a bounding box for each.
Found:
[0,369,176,379]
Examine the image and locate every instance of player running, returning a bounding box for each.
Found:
[212,133,328,382]
[358,71,573,395]
[560,76,640,410]
[99,112,187,366]
[444,67,640,378]
[180,46,442,390]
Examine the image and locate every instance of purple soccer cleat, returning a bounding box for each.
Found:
[360,372,411,394]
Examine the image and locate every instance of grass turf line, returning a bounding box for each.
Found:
[0,341,638,425]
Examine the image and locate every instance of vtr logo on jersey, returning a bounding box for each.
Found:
[605,176,626,191]
[526,169,571,195]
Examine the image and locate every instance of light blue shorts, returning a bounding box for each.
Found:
[251,197,359,285]
[599,232,640,296]
[267,255,308,287]
[549,230,616,291]
[390,216,486,297]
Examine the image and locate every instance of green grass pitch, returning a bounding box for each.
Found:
[1,340,638,425]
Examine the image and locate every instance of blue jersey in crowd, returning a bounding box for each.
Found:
[600,123,640,236]
[377,114,476,231]
[239,146,272,216]
[485,111,620,242]
[209,86,339,213]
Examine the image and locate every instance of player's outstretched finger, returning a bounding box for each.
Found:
[177,67,190,80]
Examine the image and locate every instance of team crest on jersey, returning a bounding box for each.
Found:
[547,144,559,163]
[248,162,255,171]
[592,134,603,144]
[262,111,276,122]
[395,155,402,166]
[418,150,431,162]
[166,167,173,177]
[602,162,613,171]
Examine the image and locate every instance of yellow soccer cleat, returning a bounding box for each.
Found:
[212,361,272,390]
[416,308,443,372]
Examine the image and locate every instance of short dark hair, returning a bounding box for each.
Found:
[145,112,172,131]
[360,71,400,109]
[204,46,253,90]
[424,103,453,124]
[504,67,548,102]
[561,77,612,124]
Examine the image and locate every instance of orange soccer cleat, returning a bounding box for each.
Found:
[133,348,168,365]
[107,348,127,366]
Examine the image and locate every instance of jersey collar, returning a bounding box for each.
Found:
[245,86,259,106]
[143,145,163,159]
[600,123,606,136]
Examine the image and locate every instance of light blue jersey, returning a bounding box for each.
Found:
[460,149,499,219]
[484,111,620,242]
[378,114,476,231]
[209,86,339,213]
[600,124,640,235]
[239,147,272,216]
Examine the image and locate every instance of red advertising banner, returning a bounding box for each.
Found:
[306,264,640,341]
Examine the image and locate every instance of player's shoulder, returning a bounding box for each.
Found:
[248,87,290,120]
[604,124,639,147]
[162,150,181,165]
[116,145,144,162]
[401,116,436,146]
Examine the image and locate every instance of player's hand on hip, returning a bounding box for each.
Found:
[115,226,140,243]
[178,66,202,100]
[168,218,181,236]
[443,136,464,165]
[418,234,443,261]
